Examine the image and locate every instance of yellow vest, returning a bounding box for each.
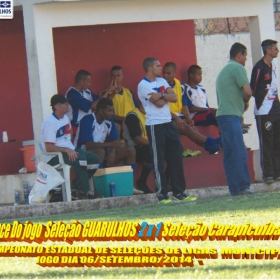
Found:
[112,87,136,117]
[168,78,183,115]
[124,108,148,142]
[131,108,148,140]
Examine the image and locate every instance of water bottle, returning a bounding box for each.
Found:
[2,131,8,143]
[14,190,20,205]
[23,182,29,204]
[109,182,117,197]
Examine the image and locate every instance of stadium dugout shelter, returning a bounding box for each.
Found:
[12,0,276,155]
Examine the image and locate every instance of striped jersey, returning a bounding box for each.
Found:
[250,59,280,115]
[65,87,99,126]
[75,113,118,149]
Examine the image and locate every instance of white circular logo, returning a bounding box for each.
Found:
[265,121,272,130]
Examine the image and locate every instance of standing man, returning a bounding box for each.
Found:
[250,39,280,184]
[216,43,253,196]
[40,94,100,199]
[138,57,196,203]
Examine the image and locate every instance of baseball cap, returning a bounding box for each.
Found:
[50,94,68,106]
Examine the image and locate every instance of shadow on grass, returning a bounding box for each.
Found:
[4,191,280,223]
[1,262,279,279]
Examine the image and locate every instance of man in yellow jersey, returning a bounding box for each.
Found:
[100,66,139,125]
[163,62,193,127]
[163,62,221,154]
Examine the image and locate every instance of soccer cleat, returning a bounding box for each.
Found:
[71,189,79,200]
[238,189,255,195]
[263,177,274,184]
[204,137,221,154]
[182,149,201,157]
[173,192,197,201]
[71,190,99,200]
[156,193,172,203]
[87,190,100,199]
[133,188,144,195]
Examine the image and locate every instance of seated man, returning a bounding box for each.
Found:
[162,62,220,154]
[123,108,154,194]
[40,94,100,200]
[100,66,139,125]
[75,98,143,195]
[185,65,218,126]
[163,62,194,126]
[66,69,107,135]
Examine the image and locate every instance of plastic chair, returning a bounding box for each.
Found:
[42,152,72,202]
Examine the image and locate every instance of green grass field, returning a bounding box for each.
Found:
[1,191,280,279]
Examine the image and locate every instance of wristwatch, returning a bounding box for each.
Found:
[161,92,165,99]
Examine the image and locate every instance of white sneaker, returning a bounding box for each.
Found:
[133,188,144,195]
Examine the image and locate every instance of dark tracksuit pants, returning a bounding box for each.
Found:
[146,121,186,196]
[256,114,280,179]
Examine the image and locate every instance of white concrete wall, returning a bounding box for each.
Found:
[195,31,280,151]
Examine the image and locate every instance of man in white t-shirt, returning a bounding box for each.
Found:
[40,94,100,199]
[137,57,196,203]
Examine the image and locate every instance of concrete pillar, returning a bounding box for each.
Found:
[249,10,276,64]
[249,16,263,65]
[22,3,57,155]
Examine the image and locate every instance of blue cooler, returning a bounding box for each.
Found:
[93,166,133,197]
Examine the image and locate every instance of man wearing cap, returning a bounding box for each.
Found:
[40,94,100,199]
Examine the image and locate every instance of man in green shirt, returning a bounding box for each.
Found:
[216,42,252,196]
